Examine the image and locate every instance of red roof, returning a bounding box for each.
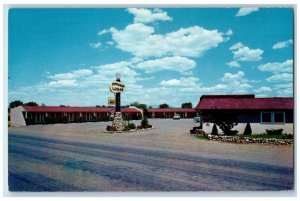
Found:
[148,108,196,113]
[22,106,141,113]
[195,95,293,110]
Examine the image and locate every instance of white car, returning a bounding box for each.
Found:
[173,114,180,120]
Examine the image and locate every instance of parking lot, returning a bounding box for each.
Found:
[8,119,294,191]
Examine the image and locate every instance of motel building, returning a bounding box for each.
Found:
[195,95,294,134]
[10,106,143,127]
[147,108,197,118]
[10,105,197,127]
[10,94,294,134]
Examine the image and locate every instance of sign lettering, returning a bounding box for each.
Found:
[109,81,125,93]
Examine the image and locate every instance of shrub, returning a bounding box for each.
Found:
[282,134,293,139]
[266,129,283,135]
[212,111,238,135]
[128,122,136,129]
[141,118,149,127]
[106,125,117,131]
[243,122,252,135]
[226,130,239,136]
[211,123,218,135]
[139,116,152,129]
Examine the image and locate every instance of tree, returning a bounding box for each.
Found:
[211,123,218,135]
[130,101,147,109]
[25,101,39,106]
[243,122,252,135]
[159,103,169,108]
[9,100,23,109]
[181,102,193,108]
[41,103,46,106]
[212,111,238,135]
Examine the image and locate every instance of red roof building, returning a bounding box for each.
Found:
[10,106,143,127]
[22,106,140,113]
[147,108,196,118]
[195,95,293,110]
[195,94,294,134]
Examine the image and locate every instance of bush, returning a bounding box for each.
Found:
[212,111,238,135]
[225,130,239,136]
[106,125,117,131]
[128,122,136,129]
[141,118,149,127]
[282,134,293,139]
[266,129,283,135]
[211,123,218,135]
[123,122,136,131]
[243,122,252,135]
[139,116,152,129]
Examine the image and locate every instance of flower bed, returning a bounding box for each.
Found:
[194,129,293,145]
[105,126,154,133]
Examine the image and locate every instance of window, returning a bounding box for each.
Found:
[274,112,285,123]
[261,111,285,124]
[261,112,272,123]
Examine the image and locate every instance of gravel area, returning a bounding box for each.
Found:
[8,119,294,167]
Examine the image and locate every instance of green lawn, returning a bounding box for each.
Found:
[243,134,292,139]
[196,134,208,140]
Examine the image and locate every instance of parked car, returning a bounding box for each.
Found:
[173,114,180,120]
[193,116,201,123]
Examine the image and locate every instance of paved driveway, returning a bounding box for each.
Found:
[7,119,294,192]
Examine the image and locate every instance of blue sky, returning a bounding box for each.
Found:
[8,7,294,107]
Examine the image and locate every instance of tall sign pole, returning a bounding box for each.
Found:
[109,73,126,131]
[115,73,121,112]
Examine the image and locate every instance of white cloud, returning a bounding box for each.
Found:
[229,42,243,50]
[134,56,196,74]
[98,29,109,35]
[221,71,252,93]
[106,41,114,45]
[160,77,199,86]
[48,69,93,80]
[254,86,272,93]
[236,8,259,17]
[48,80,78,88]
[127,8,172,24]
[89,42,101,49]
[266,73,293,82]
[90,60,140,87]
[180,84,227,93]
[221,71,245,82]
[180,71,252,95]
[272,39,293,49]
[226,61,240,68]
[226,29,233,36]
[230,42,263,61]
[258,59,293,73]
[110,23,228,58]
[274,83,293,97]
